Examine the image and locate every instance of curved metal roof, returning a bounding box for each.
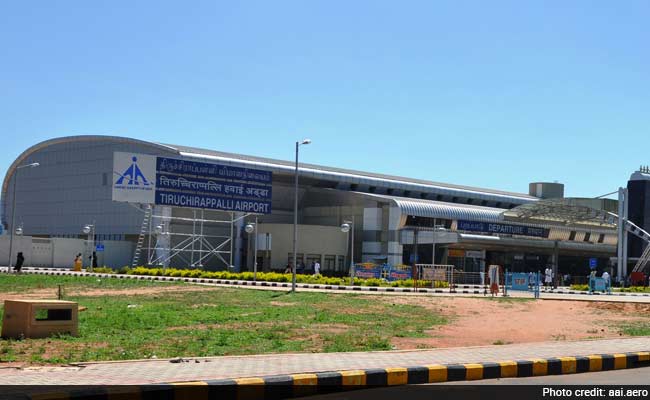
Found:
[2,135,178,210]
[3,135,537,212]
[163,143,537,204]
[392,198,504,223]
[354,192,616,234]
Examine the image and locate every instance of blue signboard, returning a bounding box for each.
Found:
[387,268,412,281]
[589,258,598,269]
[354,265,382,279]
[457,220,549,238]
[154,157,273,214]
[509,273,530,291]
[95,244,105,252]
[353,264,414,281]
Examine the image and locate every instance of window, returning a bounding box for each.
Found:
[598,234,605,243]
[583,232,591,242]
[102,172,108,186]
[568,231,576,241]
[324,255,336,270]
[306,254,321,269]
[287,253,304,267]
[338,256,345,271]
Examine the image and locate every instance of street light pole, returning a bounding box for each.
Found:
[350,216,355,285]
[83,222,96,272]
[245,218,259,282]
[254,216,258,281]
[292,139,311,293]
[8,162,39,271]
[341,218,354,286]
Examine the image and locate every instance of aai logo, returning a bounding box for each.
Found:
[112,152,156,204]
[115,156,150,186]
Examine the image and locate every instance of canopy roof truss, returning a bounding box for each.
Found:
[502,199,617,229]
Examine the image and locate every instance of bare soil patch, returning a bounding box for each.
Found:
[383,296,648,349]
[0,285,216,302]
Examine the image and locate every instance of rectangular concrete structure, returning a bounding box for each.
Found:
[1,299,78,339]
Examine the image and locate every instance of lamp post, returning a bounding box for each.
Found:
[8,162,39,271]
[341,217,354,285]
[292,138,311,293]
[245,217,258,282]
[83,222,96,272]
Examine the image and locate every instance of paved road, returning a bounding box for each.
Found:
[1,337,648,385]
[441,366,650,384]
[305,368,650,400]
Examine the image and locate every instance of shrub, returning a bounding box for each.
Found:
[117,266,131,275]
[122,267,456,288]
[92,267,115,274]
[619,286,650,293]
[570,284,589,291]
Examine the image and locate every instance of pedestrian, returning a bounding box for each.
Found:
[544,266,552,289]
[528,271,534,288]
[488,265,500,296]
[73,253,83,272]
[314,261,321,276]
[13,252,25,273]
[284,263,291,274]
[88,251,98,269]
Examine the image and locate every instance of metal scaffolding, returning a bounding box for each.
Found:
[130,204,255,269]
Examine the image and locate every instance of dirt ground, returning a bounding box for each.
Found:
[2,284,648,366]
[384,296,650,349]
[0,285,217,302]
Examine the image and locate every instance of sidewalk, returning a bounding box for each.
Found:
[1,337,649,385]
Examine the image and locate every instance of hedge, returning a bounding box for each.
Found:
[95,266,449,288]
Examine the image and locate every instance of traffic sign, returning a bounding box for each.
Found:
[589,258,597,269]
[95,244,105,252]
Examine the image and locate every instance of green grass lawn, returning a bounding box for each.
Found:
[618,322,650,336]
[0,276,446,364]
[0,273,185,293]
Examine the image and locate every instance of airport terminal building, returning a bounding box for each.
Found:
[1,135,646,277]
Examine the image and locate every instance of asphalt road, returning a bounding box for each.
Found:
[439,366,650,384]
[306,368,650,400]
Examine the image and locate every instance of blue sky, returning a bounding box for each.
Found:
[1,1,648,198]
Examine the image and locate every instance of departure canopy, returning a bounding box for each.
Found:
[502,198,617,228]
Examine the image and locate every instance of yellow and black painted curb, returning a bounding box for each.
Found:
[26,351,650,400]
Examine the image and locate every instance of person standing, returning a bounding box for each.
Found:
[73,253,83,272]
[89,251,98,269]
[544,266,552,289]
[314,261,321,276]
[13,252,24,273]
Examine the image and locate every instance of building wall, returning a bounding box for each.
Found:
[251,223,348,271]
[2,138,177,237]
[627,179,650,258]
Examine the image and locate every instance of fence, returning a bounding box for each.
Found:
[417,264,488,292]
